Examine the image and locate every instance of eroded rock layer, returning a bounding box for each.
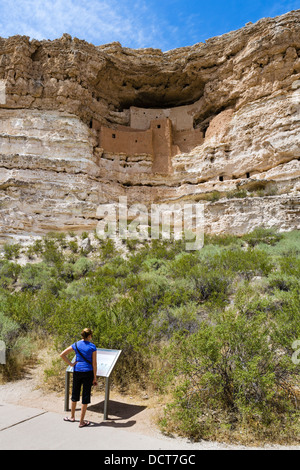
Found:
[0,10,299,239]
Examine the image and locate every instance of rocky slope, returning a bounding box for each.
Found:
[0,10,299,240]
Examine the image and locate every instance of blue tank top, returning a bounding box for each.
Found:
[72,340,96,372]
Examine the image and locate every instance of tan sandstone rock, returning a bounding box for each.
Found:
[0,10,299,240]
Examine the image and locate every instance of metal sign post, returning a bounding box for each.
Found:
[65,348,122,420]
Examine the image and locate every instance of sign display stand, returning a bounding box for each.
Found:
[65,348,122,420]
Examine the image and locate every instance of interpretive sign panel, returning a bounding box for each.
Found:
[96,349,122,377]
[66,348,122,377]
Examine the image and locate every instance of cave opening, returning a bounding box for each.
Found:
[116,78,205,112]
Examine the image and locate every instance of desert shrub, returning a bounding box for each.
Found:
[269,288,300,351]
[124,237,140,251]
[146,239,185,261]
[267,273,299,292]
[0,311,39,381]
[276,231,300,255]
[0,229,299,443]
[3,242,21,260]
[205,191,221,202]
[168,251,200,278]
[0,333,39,381]
[30,239,44,256]
[212,247,273,280]
[226,189,248,199]
[0,311,20,344]
[26,244,37,260]
[63,280,91,299]
[57,262,74,283]
[42,238,62,264]
[162,309,299,443]
[189,264,233,302]
[72,257,94,279]
[279,255,300,277]
[20,262,53,291]
[0,261,21,289]
[20,263,66,295]
[155,301,202,339]
[80,232,89,240]
[242,227,283,247]
[99,238,118,260]
[142,257,168,273]
[0,290,34,329]
[204,233,242,247]
[67,239,78,254]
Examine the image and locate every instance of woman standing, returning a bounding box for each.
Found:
[60,328,97,427]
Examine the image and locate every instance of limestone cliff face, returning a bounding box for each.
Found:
[0,10,299,239]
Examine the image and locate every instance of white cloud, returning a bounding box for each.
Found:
[1,0,297,51]
[0,0,174,50]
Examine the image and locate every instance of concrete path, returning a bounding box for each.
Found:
[0,403,185,450]
[0,402,215,451]
[1,402,299,451]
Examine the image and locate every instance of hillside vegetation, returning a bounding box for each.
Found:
[0,227,299,445]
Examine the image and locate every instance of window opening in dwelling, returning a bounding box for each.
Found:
[112,133,116,139]
[246,172,250,178]
[219,176,224,182]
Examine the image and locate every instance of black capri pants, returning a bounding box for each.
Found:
[71,371,94,405]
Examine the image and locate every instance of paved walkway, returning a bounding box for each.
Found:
[1,402,230,451]
[1,402,299,451]
[0,402,191,450]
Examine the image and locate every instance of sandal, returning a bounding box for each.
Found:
[64,417,75,422]
[79,421,90,428]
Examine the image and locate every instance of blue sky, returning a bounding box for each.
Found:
[0,0,299,51]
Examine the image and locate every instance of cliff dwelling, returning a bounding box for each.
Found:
[0,10,299,238]
[93,100,204,174]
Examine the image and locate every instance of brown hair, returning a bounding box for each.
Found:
[81,328,93,340]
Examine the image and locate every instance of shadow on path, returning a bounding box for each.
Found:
[86,399,147,428]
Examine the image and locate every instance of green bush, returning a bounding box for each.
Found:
[204,233,242,247]
[242,227,283,247]
[0,311,20,343]
[42,239,62,264]
[3,242,21,260]
[72,257,93,279]
[0,261,21,289]
[99,239,118,260]
[189,264,232,301]
[30,239,44,256]
[213,247,273,280]
[20,263,53,291]
[279,255,300,276]
[226,189,248,199]
[0,228,299,444]
[267,273,299,292]
[205,191,221,202]
[68,240,78,254]
[162,309,299,443]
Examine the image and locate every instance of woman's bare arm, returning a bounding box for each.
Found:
[60,346,76,368]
